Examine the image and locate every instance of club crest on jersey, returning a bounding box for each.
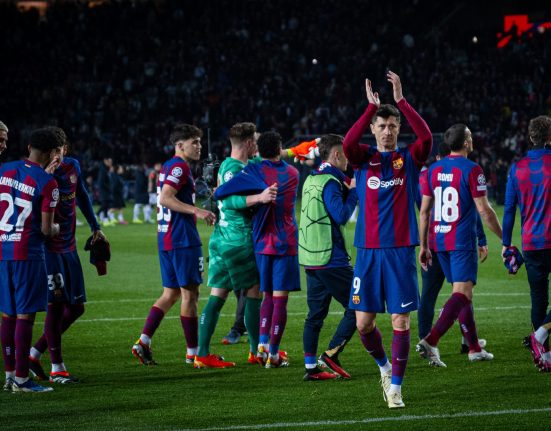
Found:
[171,167,183,178]
[223,171,233,182]
[70,174,77,184]
[392,157,404,170]
[352,295,360,305]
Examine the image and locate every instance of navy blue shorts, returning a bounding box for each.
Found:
[0,260,48,315]
[45,250,86,304]
[255,253,300,293]
[437,250,478,285]
[159,246,203,288]
[349,247,419,314]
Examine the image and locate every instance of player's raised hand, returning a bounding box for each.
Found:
[288,138,320,162]
[365,79,380,107]
[259,183,278,203]
[386,70,404,103]
[196,208,216,226]
[478,245,488,263]
[418,246,432,271]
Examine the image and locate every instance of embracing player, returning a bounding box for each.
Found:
[1,127,62,393]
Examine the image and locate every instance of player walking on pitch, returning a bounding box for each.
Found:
[132,124,216,365]
[343,72,432,408]
[502,115,551,371]
[417,124,505,368]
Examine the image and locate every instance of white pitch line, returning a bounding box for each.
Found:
[175,407,551,431]
[86,292,527,305]
[76,305,531,323]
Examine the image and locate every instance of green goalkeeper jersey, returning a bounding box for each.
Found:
[211,157,253,243]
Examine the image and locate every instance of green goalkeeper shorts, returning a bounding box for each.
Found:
[207,236,259,291]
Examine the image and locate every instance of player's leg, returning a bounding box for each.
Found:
[133,203,143,223]
[180,284,200,363]
[418,252,445,340]
[320,266,356,379]
[12,261,53,392]
[1,312,16,391]
[266,255,300,368]
[143,204,153,223]
[255,253,273,364]
[303,269,335,380]
[524,250,551,366]
[132,250,181,365]
[243,284,262,363]
[222,290,246,345]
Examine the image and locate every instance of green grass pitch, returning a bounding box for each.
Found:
[1,205,550,431]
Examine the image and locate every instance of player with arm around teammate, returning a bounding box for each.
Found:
[343,72,432,408]
[28,128,106,384]
[132,124,216,366]
[417,124,506,368]
[1,127,62,392]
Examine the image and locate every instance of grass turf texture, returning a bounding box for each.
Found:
[1,205,550,431]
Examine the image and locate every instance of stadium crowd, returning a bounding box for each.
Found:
[0,0,550,204]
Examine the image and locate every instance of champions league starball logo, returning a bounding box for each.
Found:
[223,171,233,182]
[171,167,183,178]
[477,174,486,185]
[52,188,59,201]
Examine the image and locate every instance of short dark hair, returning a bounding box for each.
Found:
[49,126,68,146]
[443,123,468,152]
[257,131,282,159]
[528,115,551,147]
[29,127,65,152]
[229,122,256,145]
[438,141,451,158]
[318,134,344,160]
[169,124,202,145]
[372,104,401,124]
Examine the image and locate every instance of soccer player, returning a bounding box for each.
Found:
[1,127,62,392]
[299,134,358,381]
[108,164,128,225]
[417,142,489,354]
[343,72,432,408]
[133,163,153,224]
[197,124,317,367]
[194,123,277,368]
[417,124,504,369]
[502,115,551,371]
[215,131,300,368]
[96,157,112,226]
[28,128,105,384]
[132,124,216,365]
[0,121,7,159]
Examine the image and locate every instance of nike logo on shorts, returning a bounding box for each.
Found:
[401,301,413,308]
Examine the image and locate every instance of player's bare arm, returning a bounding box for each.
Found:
[160,183,216,225]
[473,195,503,239]
[418,195,433,271]
[41,211,60,237]
[246,183,278,206]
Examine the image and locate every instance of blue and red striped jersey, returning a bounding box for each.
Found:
[47,157,100,253]
[421,155,487,252]
[343,99,432,249]
[502,148,551,251]
[214,159,299,256]
[157,156,201,251]
[0,159,58,260]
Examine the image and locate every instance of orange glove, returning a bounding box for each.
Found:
[287,138,320,162]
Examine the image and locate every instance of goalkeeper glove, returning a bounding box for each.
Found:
[287,138,320,162]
